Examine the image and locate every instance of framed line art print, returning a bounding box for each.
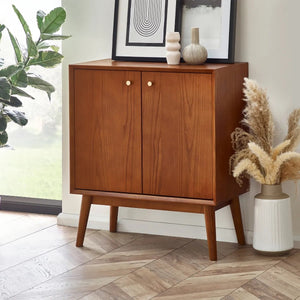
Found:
[181,0,237,63]
[112,0,181,62]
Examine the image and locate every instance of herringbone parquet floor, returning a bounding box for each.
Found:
[0,211,299,299]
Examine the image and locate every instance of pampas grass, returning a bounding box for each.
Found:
[230,78,300,185]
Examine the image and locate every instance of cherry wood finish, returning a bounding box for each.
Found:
[109,206,119,232]
[69,60,249,260]
[230,197,246,245]
[213,64,249,204]
[72,69,141,193]
[76,195,92,247]
[204,206,217,261]
[142,72,213,198]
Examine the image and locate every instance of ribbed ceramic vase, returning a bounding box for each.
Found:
[182,27,207,64]
[253,184,293,254]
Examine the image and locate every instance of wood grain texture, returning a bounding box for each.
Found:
[70,59,244,73]
[0,212,56,246]
[76,195,93,247]
[257,264,300,299]
[277,251,300,276]
[224,287,262,300]
[204,206,217,261]
[154,247,291,300]
[0,233,100,299]
[230,197,246,245]
[109,206,118,232]
[70,60,249,262]
[72,69,142,193]
[92,194,206,213]
[1,211,299,300]
[142,72,213,199]
[13,235,189,300]
[213,63,249,204]
[0,225,78,272]
[239,279,291,300]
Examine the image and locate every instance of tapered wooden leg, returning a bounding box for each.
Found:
[76,195,92,247]
[204,206,217,261]
[110,206,119,232]
[230,196,246,245]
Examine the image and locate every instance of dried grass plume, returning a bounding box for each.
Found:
[230,78,300,185]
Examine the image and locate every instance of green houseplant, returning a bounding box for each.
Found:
[0,5,70,147]
[230,78,300,253]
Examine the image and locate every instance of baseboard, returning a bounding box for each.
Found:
[119,218,255,244]
[57,213,108,230]
[57,213,300,248]
[294,236,300,249]
[57,213,253,244]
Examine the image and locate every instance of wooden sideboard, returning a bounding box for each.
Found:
[69,59,249,261]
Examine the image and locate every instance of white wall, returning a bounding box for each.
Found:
[59,0,300,246]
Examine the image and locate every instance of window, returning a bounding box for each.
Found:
[0,1,62,204]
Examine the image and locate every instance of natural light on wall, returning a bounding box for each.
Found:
[0,0,62,200]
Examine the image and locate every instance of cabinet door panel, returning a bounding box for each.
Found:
[73,70,141,193]
[142,72,213,198]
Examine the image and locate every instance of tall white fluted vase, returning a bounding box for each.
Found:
[253,184,293,254]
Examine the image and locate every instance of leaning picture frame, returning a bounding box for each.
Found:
[112,0,181,62]
[181,0,237,63]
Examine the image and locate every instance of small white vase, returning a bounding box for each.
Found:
[182,27,207,65]
[166,32,181,65]
[253,184,293,254]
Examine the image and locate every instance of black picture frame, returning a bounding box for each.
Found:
[112,0,182,62]
[180,0,237,63]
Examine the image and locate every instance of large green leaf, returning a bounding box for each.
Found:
[0,96,23,107]
[50,45,59,52]
[5,109,28,126]
[0,58,4,67]
[0,130,8,146]
[41,33,71,41]
[37,10,46,31]
[27,75,55,100]
[11,70,28,88]
[41,7,66,34]
[7,29,23,63]
[0,77,11,100]
[11,86,34,99]
[0,115,7,131]
[37,42,60,52]
[28,51,63,68]
[12,5,32,37]
[0,24,5,41]
[9,96,22,107]
[26,33,38,58]
[0,65,22,78]
[37,41,50,50]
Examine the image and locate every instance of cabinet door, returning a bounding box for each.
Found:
[73,69,142,193]
[142,72,213,199]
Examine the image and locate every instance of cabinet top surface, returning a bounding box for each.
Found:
[69,59,247,73]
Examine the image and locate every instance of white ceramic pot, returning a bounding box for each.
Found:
[253,184,293,254]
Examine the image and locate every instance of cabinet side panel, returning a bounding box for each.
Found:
[69,66,76,192]
[143,72,213,199]
[214,63,249,205]
[73,69,142,193]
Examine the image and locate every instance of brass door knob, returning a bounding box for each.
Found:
[126,80,132,86]
[147,81,153,87]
